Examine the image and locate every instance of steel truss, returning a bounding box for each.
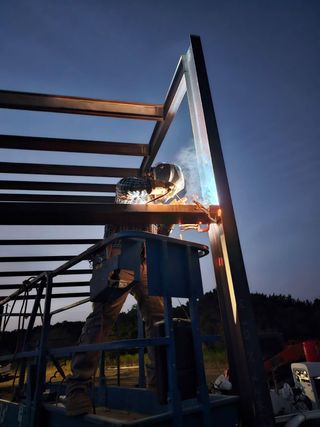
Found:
[0,35,274,426]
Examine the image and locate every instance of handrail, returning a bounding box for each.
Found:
[0,231,209,307]
[0,337,170,363]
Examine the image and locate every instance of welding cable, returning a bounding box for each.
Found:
[49,360,67,384]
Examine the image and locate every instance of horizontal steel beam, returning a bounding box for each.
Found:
[0,194,114,203]
[0,180,116,193]
[0,90,163,121]
[0,203,220,225]
[0,162,138,178]
[0,282,89,290]
[0,269,91,277]
[0,239,99,245]
[0,181,116,193]
[0,134,149,156]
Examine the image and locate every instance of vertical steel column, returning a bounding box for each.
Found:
[183,35,274,426]
[31,273,53,427]
[209,224,240,392]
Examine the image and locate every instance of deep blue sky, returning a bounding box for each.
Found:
[0,1,319,325]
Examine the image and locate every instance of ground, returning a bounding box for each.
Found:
[0,355,226,401]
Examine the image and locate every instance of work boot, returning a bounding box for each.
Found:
[65,388,93,416]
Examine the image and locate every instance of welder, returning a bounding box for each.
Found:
[65,163,185,416]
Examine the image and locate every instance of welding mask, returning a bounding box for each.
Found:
[151,163,185,201]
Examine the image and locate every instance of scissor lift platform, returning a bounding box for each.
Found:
[0,231,240,426]
[0,392,239,427]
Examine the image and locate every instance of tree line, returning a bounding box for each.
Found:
[1,291,319,358]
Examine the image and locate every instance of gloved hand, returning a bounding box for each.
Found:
[151,179,173,189]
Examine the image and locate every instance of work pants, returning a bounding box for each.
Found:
[65,261,164,394]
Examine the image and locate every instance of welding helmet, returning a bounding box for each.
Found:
[151,163,185,200]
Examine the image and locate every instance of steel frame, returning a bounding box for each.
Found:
[0,134,149,156]
[0,35,274,426]
[0,231,225,427]
[0,89,163,120]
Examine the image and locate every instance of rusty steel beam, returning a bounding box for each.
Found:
[0,181,116,193]
[0,162,138,178]
[0,90,163,121]
[0,203,220,225]
[0,134,149,156]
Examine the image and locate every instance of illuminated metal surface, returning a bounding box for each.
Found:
[183,48,218,205]
[0,89,163,121]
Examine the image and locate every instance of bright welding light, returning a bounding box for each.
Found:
[175,144,218,206]
[195,149,219,205]
[118,190,149,204]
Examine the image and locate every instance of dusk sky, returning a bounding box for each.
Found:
[0,1,319,326]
